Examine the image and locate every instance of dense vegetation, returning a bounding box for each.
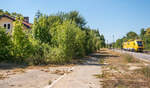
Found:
[115,28,150,50]
[0,10,105,65]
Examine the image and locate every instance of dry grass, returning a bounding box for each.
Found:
[13,68,26,73]
[0,74,7,80]
[52,69,66,75]
[96,49,150,88]
[99,58,105,64]
[135,66,150,79]
[123,54,139,63]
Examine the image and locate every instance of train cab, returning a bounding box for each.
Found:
[122,40,144,52]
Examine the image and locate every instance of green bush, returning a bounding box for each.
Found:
[0,27,12,61]
[0,11,105,65]
[11,17,33,63]
[28,43,51,65]
[48,47,68,64]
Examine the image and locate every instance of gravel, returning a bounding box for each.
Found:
[114,49,150,62]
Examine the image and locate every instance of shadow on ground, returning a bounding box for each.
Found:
[0,49,118,70]
[0,63,27,70]
[78,50,119,66]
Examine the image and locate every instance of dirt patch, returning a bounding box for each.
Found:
[95,49,150,88]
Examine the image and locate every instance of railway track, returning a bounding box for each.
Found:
[113,49,150,62]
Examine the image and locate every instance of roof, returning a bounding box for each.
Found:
[0,14,32,29]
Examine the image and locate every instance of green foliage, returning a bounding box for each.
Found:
[0,9,23,17]
[139,28,150,50]
[57,11,86,29]
[52,20,78,61]
[28,43,51,65]
[32,15,51,44]
[0,27,12,61]
[126,31,139,40]
[115,39,123,48]
[55,20,86,58]
[100,34,105,48]
[12,17,33,63]
[140,28,145,40]
[0,10,105,65]
[85,29,104,53]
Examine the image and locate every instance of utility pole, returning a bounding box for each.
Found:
[113,34,115,50]
[107,40,108,48]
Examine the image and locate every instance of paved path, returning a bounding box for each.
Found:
[52,53,102,88]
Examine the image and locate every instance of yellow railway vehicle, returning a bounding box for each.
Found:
[123,39,144,52]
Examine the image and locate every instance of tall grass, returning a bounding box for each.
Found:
[136,66,150,79]
[123,54,138,63]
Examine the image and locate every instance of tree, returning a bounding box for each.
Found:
[0,9,3,15]
[146,28,150,35]
[57,11,87,29]
[0,27,12,61]
[0,10,105,64]
[4,11,11,16]
[32,15,51,44]
[115,39,123,48]
[140,28,146,40]
[143,28,150,50]
[12,17,33,62]
[49,20,86,63]
[35,10,42,19]
[100,34,105,48]
[126,31,139,40]
[11,12,23,18]
[66,11,86,28]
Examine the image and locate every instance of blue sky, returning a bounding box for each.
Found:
[1,0,150,43]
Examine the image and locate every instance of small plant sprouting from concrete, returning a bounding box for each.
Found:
[99,59,105,64]
[48,80,52,85]
[0,74,7,80]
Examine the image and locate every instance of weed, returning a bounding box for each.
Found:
[99,58,105,64]
[94,70,110,79]
[48,80,52,85]
[123,54,137,63]
[109,65,118,70]
[0,74,7,80]
[52,70,65,75]
[136,66,150,79]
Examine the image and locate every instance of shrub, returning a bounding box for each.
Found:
[48,47,69,64]
[12,17,33,63]
[123,54,135,63]
[28,43,51,65]
[0,27,12,61]
[0,11,105,65]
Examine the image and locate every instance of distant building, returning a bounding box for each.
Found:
[0,14,32,32]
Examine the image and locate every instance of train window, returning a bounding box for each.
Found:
[137,41,143,46]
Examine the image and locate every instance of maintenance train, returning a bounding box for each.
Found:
[122,39,144,52]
